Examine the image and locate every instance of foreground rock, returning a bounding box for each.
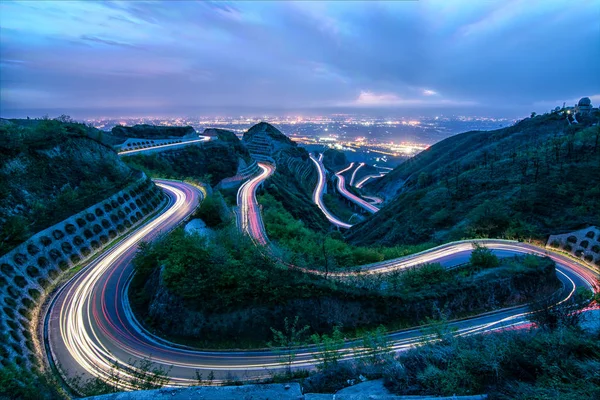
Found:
[86,382,487,400]
[87,383,303,400]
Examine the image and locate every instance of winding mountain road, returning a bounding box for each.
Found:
[45,171,599,391]
[237,163,275,246]
[335,164,380,214]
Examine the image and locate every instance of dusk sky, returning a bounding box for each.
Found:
[1,0,599,118]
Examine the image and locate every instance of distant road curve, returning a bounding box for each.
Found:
[335,163,380,214]
[362,195,383,205]
[118,137,211,156]
[349,162,364,187]
[309,154,353,229]
[355,172,386,188]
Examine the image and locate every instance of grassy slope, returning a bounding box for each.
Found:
[0,119,135,255]
[263,147,332,233]
[349,112,600,246]
[111,124,195,138]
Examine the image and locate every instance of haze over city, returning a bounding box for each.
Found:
[1,0,599,119]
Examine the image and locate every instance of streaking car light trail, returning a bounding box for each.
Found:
[349,162,364,186]
[309,154,353,229]
[335,164,380,214]
[355,172,386,188]
[236,162,275,246]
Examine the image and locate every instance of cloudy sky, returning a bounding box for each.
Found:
[1,0,598,118]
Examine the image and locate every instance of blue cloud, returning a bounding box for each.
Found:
[0,0,598,117]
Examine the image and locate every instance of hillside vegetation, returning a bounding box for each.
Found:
[0,118,135,255]
[303,313,599,399]
[263,147,331,232]
[322,149,349,171]
[350,112,600,246]
[123,141,245,186]
[202,128,253,163]
[259,193,433,269]
[111,124,195,138]
[130,222,559,348]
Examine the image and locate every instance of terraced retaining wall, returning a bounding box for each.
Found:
[547,226,600,269]
[0,173,167,368]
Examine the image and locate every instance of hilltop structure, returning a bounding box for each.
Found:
[577,97,593,114]
[563,96,596,116]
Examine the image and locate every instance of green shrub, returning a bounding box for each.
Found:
[469,244,500,268]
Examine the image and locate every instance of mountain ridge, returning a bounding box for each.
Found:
[349,111,600,246]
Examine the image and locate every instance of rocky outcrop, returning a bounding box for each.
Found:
[87,383,303,400]
[242,122,295,162]
[84,382,488,400]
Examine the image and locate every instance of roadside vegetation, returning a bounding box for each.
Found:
[322,192,359,224]
[299,299,599,399]
[129,211,560,348]
[259,192,434,269]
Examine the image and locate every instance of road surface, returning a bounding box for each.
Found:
[362,195,383,205]
[45,176,599,391]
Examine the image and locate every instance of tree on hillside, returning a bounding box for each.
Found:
[268,316,310,377]
[467,200,509,238]
[311,325,345,370]
[469,243,500,269]
[360,325,392,366]
[529,297,581,332]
